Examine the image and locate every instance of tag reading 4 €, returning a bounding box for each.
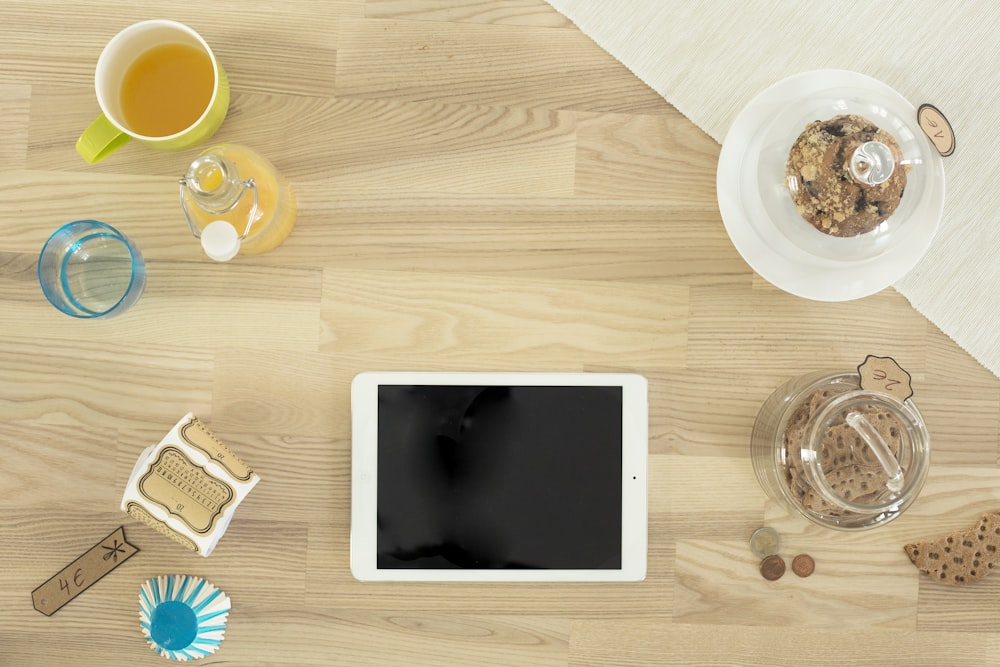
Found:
[31,526,139,616]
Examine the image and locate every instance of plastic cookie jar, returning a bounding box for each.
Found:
[751,371,930,530]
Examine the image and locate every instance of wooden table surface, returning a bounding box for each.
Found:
[4,2,1000,665]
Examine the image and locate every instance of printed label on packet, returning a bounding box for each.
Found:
[31,526,139,616]
[858,354,914,401]
[121,413,259,557]
[179,416,254,482]
[137,446,235,534]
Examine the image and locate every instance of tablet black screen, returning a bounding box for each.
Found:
[376,384,623,569]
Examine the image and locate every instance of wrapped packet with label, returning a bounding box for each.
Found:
[122,413,259,556]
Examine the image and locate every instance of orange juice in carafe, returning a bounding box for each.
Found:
[180,144,296,261]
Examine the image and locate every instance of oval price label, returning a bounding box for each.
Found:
[917,104,955,157]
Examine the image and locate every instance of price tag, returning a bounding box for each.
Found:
[917,104,955,157]
[857,355,914,401]
[31,526,139,616]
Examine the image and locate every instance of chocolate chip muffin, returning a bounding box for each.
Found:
[786,114,909,237]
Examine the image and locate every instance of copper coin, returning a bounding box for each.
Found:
[759,554,786,581]
[792,554,815,577]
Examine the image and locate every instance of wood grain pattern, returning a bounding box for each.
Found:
[3,1,1000,665]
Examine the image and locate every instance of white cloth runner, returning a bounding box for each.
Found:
[545,0,1000,375]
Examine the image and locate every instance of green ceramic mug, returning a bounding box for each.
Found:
[76,20,230,164]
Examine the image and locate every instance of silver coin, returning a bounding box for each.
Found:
[750,527,781,558]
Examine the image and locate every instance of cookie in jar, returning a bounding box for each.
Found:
[751,370,929,530]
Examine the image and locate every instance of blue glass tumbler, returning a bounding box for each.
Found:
[38,220,146,318]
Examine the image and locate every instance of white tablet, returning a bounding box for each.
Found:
[350,372,648,582]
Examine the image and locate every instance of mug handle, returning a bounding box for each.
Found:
[76,114,131,164]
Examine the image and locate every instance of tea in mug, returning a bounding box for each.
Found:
[120,42,214,137]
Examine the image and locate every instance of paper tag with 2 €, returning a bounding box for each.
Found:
[858,355,913,401]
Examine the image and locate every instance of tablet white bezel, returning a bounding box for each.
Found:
[350,371,648,582]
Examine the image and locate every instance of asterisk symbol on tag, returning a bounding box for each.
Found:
[102,539,125,562]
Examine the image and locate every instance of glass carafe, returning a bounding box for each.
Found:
[180,143,296,261]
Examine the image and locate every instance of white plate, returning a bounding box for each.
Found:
[717,70,945,301]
